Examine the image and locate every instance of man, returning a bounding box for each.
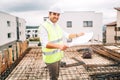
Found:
[39,6,84,80]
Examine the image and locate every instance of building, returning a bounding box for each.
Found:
[58,11,103,42]
[25,11,103,43]
[0,11,26,51]
[26,26,39,39]
[41,11,103,43]
[106,7,120,43]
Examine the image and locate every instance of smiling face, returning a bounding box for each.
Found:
[49,12,60,23]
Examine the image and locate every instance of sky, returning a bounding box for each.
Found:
[0,0,120,26]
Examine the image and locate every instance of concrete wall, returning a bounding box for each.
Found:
[18,18,26,41]
[0,12,17,46]
[116,10,120,43]
[58,11,103,42]
[117,10,120,27]
[106,26,115,43]
[0,11,26,48]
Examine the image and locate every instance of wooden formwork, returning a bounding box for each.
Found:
[4,49,9,66]
[0,49,9,74]
[13,44,17,61]
[0,48,15,75]
[92,45,120,62]
[16,42,20,58]
[17,41,28,57]
[8,48,13,66]
[104,46,120,59]
[0,41,29,80]
[0,52,2,74]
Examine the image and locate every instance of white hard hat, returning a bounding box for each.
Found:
[48,5,64,14]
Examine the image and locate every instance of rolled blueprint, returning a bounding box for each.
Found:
[68,31,93,47]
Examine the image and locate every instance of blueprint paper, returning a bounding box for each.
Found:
[68,32,93,47]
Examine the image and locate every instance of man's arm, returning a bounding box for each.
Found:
[46,42,68,51]
[62,29,84,39]
[39,26,68,51]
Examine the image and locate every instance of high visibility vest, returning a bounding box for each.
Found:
[41,21,63,63]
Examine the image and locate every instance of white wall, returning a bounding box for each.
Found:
[0,11,26,46]
[0,12,17,46]
[106,26,115,43]
[117,10,120,27]
[18,18,26,41]
[58,11,103,42]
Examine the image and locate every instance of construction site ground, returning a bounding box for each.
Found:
[6,45,120,80]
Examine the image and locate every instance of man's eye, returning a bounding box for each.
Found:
[53,13,56,15]
[53,13,60,16]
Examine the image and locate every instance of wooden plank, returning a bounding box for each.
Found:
[8,48,13,66]
[16,42,20,58]
[0,51,2,74]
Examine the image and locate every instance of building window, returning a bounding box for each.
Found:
[9,45,12,48]
[83,21,93,27]
[8,33,11,38]
[7,21,11,27]
[115,27,120,31]
[27,30,30,33]
[44,17,49,21]
[35,34,38,37]
[32,34,34,37]
[114,36,120,40]
[19,32,21,36]
[35,30,38,33]
[26,35,30,39]
[67,21,72,28]
[19,23,21,27]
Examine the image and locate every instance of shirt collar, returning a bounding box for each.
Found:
[47,19,57,26]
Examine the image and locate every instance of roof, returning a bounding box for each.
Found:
[114,7,120,11]
[106,21,116,26]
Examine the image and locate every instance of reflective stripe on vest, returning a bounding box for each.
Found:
[43,49,59,55]
[50,38,62,43]
[43,37,62,55]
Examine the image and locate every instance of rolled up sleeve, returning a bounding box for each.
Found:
[38,26,48,47]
